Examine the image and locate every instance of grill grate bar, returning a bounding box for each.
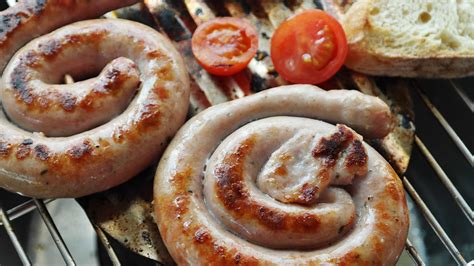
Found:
[0,199,55,226]
[32,199,76,266]
[0,207,32,265]
[415,135,473,224]
[94,224,121,265]
[416,87,474,167]
[403,176,467,265]
[406,238,426,266]
[450,80,474,112]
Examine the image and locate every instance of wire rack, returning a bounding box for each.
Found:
[1,1,473,266]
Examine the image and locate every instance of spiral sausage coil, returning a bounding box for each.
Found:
[154,85,409,265]
[0,1,190,197]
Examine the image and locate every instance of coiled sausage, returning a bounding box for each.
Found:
[0,2,190,198]
[154,85,408,265]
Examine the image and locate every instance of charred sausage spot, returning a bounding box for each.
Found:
[311,124,368,186]
[10,66,33,104]
[37,32,107,60]
[34,144,50,160]
[38,38,61,58]
[134,104,161,131]
[22,51,40,67]
[59,92,77,111]
[97,66,130,93]
[0,141,11,157]
[257,207,285,230]
[312,125,354,167]
[214,136,255,208]
[31,0,48,15]
[297,183,319,205]
[66,139,94,160]
[345,140,367,167]
[16,144,31,159]
[0,13,21,41]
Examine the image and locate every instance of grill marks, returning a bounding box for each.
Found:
[2,22,174,138]
[6,30,120,112]
[0,13,21,42]
[38,31,106,61]
[67,139,94,160]
[344,139,368,176]
[34,144,50,160]
[163,168,261,265]
[312,124,356,166]
[0,138,97,162]
[213,135,322,234]
[313,124,368,179]
[58,92,76,111]
[16,141,32,159]
[0,141,11,157]
[10,66,33,104]
[4,36,142,135]
[0,0,48,43]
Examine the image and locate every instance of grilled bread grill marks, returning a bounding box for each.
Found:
[0,1,190,198]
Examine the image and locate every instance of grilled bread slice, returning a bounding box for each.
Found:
[342,0,474,78]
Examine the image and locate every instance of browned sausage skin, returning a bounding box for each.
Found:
[154,85,408,265]
[0,2,190,198]
[0,0,139,72]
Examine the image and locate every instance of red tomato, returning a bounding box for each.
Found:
[192,17,258,76]
[271,9,348,84]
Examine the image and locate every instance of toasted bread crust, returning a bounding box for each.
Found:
[342,0,474,78]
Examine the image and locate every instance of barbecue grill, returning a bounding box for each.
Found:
[0,1,472,265]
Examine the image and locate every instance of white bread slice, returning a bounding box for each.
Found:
[342,0,474,78]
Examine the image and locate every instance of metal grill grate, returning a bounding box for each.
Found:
[0,1,473,265]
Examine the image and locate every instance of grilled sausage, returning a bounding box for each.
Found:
[0,2,190,198]
[154,85,408,265]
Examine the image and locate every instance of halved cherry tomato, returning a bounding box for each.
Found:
[192,17,258,76]
[270,9,348,84]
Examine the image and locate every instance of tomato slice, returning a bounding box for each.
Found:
[192,17,258,76]
[270,9,348,84]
